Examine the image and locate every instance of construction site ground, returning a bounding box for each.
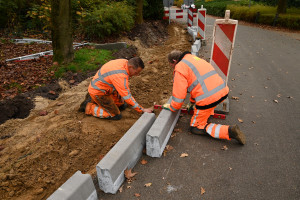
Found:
[0,20,192,199]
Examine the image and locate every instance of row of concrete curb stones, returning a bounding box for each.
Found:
[6,40,127,62]
[47,96,182,199]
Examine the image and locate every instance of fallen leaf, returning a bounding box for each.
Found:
[251,121,256,124]
[56,102,64,106]
[39,110,48,116]
[69,80,75,84]
[148,60,153,64]
[264,86,268,89]
[134,193,141,197]
[48,90,56,95]
[201,187,205,195]
[54,110,59,115]
[277,94,281,98]
[180,153,188,158]
[124,169,137,180]
[221,145,228,151]
[165,145,174,151]
[238,118,243,123]
[144,183,152,187]
[140,159,148,165]
[229,167,233,170]
[287,96,293,99]
[231,96,239,100]
[273,99,278,103]
[119,185,123,193]
[127,186,131,189]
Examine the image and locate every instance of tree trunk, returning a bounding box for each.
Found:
[136,0,143,24]
[277,0,287,14]
[51,0,74,64]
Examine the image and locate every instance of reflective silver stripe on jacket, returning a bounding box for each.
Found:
[182,59,226,102]
[170,104,179,111]
[172,96,185,103]
[91,69,128,92]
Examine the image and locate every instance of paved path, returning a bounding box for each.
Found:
[98,13,300,200]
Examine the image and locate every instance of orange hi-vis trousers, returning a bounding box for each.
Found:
[85,91,124,119]
[190,106,230,140]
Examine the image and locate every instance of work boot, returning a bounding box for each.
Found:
[78,93,92,112]
[229,125,246,145]
[190,126,206,135]
[107,114,122,120]
[118,102,127,111]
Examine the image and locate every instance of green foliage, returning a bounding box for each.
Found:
[53,48,113,78]
[143,0,164,20]
[81,1,135,39]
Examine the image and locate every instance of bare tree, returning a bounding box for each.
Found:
[277,0,287,14]
[136,0,143,24]
[51,0,74,64]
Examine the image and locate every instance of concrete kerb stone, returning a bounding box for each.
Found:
[146,97,181,158]
[96,112,156,194]
[214,97,229,114]
[47,171,98,200]
[93,42,127,50]
[191,39,201,56]
[187,26,197,41]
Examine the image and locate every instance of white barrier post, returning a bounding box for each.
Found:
[210,10,238,85]
[197,5,206,45]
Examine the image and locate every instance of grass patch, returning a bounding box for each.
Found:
[53,48,114,78]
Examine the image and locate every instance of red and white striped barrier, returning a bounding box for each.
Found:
[210,10,238,85]
[163,9,184,20]
[187,7,193,27]
[197,5,206,40]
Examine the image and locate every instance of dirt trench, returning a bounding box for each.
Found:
[0,22,191,200]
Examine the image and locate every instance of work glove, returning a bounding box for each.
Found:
[162,103,171,111]
[186,102,195,113]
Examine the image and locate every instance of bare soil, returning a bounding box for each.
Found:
[0,20,191,199]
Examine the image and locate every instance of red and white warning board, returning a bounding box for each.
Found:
[187,7,193,27]
[210,10,238,85]
[163,9,184,20]
[197,5,206,40]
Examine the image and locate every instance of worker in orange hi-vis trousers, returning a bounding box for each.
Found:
[163,50,246,145]
[78,57,153,120]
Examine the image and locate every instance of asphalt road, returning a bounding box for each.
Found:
[98,15,300,200]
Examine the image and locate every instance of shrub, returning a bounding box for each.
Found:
[81,1,135,39]
[143,0,164,20]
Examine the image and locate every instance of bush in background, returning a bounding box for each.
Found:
[81,1,135,39]
[143,0,164,20]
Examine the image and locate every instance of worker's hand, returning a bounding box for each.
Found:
[186,102,195,112]
[143,108,154,113]
[162,103,171,111]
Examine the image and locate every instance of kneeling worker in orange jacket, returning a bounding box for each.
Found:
[79,57,153,120]
[163,50,246,145]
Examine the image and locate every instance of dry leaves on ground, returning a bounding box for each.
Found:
[180,153,189,158]
[144,183,152,187]
[201,187,205,195]
[140,159,148,165]
[124,168,138,181]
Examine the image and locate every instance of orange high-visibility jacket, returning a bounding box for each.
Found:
[88,59,144,113]
[170,53,229,112]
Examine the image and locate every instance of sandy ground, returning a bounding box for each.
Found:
[0,22,191,200]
